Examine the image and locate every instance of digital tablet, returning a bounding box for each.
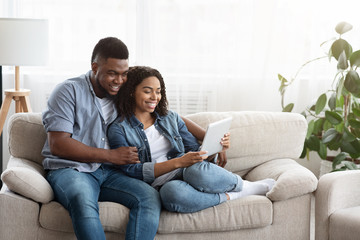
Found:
[200,117,232,156]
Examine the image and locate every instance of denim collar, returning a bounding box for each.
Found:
[128,112,165,128]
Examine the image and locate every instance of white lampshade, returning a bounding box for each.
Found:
[0,18,48,66]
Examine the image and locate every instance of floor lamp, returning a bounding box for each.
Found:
[0,18,48,135]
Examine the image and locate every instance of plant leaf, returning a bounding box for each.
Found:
[332,152,347,169]
[283,103,294,112]
[335,122,344,133]
[313,118,325,134]
[278,74,287,82]
[344,161,358,170]
[348,118,360,128]
[331,39,353,61]
[306,135,320,151]
[336,94,345,108]
[351,127,360,138]
[343,127,356,142]
[344,70,360,97]
[315,93,327,115]
[318,142,327,159]
[337,50,348,70]
[353,107,360,117]
[335,21,353,35]
[340,140,360,155]
[322,128,339,144]
[336,76,345,101]
[350,50,360,68]
[328,93,337,110]
[306,120,315,139]
[300,144,307,159]
[325,111,343,125]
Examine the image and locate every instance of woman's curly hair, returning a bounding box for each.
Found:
[116,66,168,120]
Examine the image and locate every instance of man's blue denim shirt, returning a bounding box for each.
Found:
[107,111,200,184]
[42,71,118,172]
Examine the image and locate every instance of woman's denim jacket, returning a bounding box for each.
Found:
[107,110,200,184]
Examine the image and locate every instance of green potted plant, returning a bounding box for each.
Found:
[279,21,360,171]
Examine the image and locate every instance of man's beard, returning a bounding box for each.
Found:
[96,77,116,100]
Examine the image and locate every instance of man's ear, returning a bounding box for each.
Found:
[91,62,98,74]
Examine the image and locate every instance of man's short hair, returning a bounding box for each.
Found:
[91,37,129,64]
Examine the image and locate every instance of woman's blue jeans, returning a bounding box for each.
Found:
[159,161,243,213]
[47,164,161,240]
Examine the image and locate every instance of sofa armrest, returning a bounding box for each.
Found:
[315,170,360,240]
[0,186,40,239]
[245,159,318,201]
[1,156,54,203]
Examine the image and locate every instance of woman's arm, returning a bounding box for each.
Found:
[154,151,207,177]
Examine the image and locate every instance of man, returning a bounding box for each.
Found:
[42,37,161,240]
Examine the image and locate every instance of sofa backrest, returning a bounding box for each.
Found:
[185,111,307,175]
[7,111,307,175]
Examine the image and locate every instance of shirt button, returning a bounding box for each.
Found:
[101,138,105,141]
[144,139,147,141]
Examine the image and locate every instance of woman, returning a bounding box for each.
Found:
[107,66,275,213]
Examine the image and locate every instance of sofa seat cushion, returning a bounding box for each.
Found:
[329,206,360,240]
[39,201,130,234]
[39,196,272,234]
[158,195,272,234]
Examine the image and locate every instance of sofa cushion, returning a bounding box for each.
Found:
[40,201,130,233]
[246,159,318,201]
[158,195,272,233]
[39,196,272,234]
[8,113,46,166]
[1,166,54,203]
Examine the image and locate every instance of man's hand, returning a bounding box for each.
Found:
[109,147,140,165]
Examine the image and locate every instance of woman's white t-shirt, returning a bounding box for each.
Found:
[145,125,182,188]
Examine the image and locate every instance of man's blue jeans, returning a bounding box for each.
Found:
[47,164,161,240]
[159,161,243,213]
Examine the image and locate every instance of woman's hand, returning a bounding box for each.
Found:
[176,151,208,168]
[217,151,227,168]
[221,133,230,151]
[217,133,230,168]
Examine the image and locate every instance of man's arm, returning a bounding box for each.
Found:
[181,116,206,141]
[48,131,139,165]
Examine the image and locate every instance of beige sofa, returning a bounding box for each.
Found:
[315,170,360,240]
[0,111,318,240]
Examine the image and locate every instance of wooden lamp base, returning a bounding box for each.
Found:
[0,66,33,135]
[0,89,32,134]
